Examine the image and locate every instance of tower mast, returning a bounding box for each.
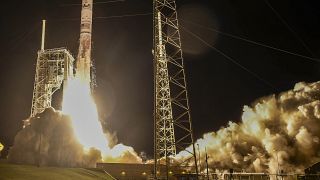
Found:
[41,20,46,51]
[153,0,198,178]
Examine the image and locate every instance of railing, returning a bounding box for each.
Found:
[205,173,320,180]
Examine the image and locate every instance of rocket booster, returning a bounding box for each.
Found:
[76,0,93,83]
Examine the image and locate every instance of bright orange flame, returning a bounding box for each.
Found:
[62,78,109,153]
[62,78,142,163]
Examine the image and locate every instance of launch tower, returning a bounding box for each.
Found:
[30,0,94,123]
[30,21,74,120]
[153,0,198,178]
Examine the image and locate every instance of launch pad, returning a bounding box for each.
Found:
[26,0,199,178]
[97,163,196,180]
[11,0,320,179]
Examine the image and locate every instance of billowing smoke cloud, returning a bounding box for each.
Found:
[103,144,142,163]
[8,108,101,167]
[8,108,142,167]
[177,81,320,174]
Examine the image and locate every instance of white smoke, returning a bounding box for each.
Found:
[8,108,102,167]
[177,81,320,174]
[8,108,142,167]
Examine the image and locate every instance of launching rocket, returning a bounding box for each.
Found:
[76,0,93,84]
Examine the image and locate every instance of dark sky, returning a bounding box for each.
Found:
[0,0,320,157]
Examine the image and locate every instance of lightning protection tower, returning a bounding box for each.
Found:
[153,0,198,178]
[27,20,74,126]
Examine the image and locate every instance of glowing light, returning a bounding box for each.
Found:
[0,143,3,152]
[121,171,126,176]
[62,77,142,164]
[62,78,108,153]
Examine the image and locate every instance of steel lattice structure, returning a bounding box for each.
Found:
[30,48,74,119]
[153,0,198,178]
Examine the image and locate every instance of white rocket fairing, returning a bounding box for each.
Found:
[76,0,93,83]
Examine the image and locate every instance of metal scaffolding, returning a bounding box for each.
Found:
[153,0,198,178]
[30,48,74,118]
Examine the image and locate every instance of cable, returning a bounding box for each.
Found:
[180,19,320,63]
[0,22,41,65]
[95,0,125,4]
[94,13,152,20]
[181,25,276,89]
[263,0,316,58]
[56,13,152,21]
[60,3,80,7]
[53,18,79,22]
[61,0,125,7]
[10,22,41,52]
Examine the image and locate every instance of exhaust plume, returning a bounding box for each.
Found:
[8,108,101,167]
[62,78,142,164]
[8,107,142,167]
[177,81,320,174]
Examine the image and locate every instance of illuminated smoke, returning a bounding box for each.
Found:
[8,107,141,167]
[8,108,101,167]
[176,81,320,174]
[8,78,141,167]
[62,78,142,164]
[103,144,142,163]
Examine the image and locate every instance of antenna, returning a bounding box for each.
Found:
[41,20,46,51]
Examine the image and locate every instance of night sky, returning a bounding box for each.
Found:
[0,0,320,158]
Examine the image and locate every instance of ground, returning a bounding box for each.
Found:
[0,160,115,180]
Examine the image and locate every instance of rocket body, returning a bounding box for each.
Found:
[76,0,93,84]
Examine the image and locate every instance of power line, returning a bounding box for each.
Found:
[94,13,152,20]
[61,0,125,7]
[60,3,81,7]
[263,0,316,58]
[181,25,276,89]
[180,19,320,63]
[95,0,125,4]
[0,22,41,65]
[10,22,41,53]
[55,13,152,22]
